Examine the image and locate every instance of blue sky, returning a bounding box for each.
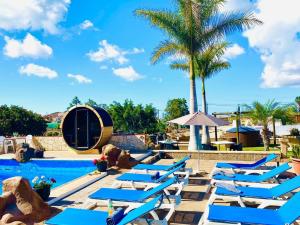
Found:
[0,0,299,115]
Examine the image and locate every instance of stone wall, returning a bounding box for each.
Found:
[34,134,147,152]
[34,136,73,151]
[109,134,147,150]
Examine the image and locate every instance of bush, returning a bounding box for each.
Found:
[292,145,300,159]
[290,128,300,136]
[0,105,47,136]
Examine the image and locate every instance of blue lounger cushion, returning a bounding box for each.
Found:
[216,153,277,169]
[207,191,300,225]
[208,205,283,225]
[133,156,190,171]
[89,177,176,202]
[46,208,108,225]
[117,164,184,183]
[134,164,171,171]
[46,195,162,225]
[213,163,291,183]
[215,175,300,199]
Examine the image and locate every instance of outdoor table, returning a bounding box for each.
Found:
[211,140,235,150]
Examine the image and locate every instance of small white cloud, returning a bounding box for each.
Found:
[3,33,53,59]
[87,40,144,65]
[112,66,142,81]
[0,0,70,34]
[223,44,245,59]
[67,73,92,84]
[79,20,94,30]
[19,63,58,79]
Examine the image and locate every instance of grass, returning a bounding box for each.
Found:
[243,144,280,151]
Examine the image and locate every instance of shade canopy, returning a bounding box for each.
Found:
[168,112,229,127]
[227,126,258,133]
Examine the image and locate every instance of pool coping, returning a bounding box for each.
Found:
[47,172,107,205]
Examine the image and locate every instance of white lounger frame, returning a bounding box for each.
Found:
[209,167,270,179]
[112,173,188,196]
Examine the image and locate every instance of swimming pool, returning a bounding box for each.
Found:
[0,159,96,194]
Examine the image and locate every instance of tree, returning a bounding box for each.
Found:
[244,100,294,151]
[85,99,107,109]
[164,98,189,121]
[106,100,161,134]
[136,0,261,150]
[171,42,230,144]
[67,96,81,109]
[0,105,47,136]
[295,96,300,112]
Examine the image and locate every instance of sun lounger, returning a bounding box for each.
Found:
[113,164,188,194]
[207,175,300,208]
[210,153,278,177]
[210,163,291,187]
[199,191,300,225]
[132,155,190,172]
[46,195,168,225]
[84,178,180,221]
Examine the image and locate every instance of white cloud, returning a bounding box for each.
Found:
[0,0,70,34]
[3,33,52,58]
[87,40,144,65]
[19,63,58,79]
[243,0,300,88]
[79,20,94,30]
[220,0,254,12]
[112,66,142,81]
[223,44,245,59]
[67,74,92,84]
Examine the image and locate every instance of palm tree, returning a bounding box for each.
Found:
[244,100,294,151]
[135,0,261,150]
[171,42,230,144]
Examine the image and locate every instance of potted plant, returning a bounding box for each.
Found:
[93,154,108,172]
[32,176,56,201]
[291,145,300,175]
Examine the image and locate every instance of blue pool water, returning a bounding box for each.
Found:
[0,159,96,194]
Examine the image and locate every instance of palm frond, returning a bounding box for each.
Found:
[151,40,186,64]
[202,11,262,43]
[170,62,189,71]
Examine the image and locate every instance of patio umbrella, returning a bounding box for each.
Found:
[168,112,229,127]
[168,112,229,173]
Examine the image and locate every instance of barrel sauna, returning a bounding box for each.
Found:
[61,105,113,154]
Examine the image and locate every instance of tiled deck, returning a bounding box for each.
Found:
[48,158,280,225]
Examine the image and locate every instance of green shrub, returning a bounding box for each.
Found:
[290,128,300,136]
[292,145,300,159]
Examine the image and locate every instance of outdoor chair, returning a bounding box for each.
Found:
[207,175,300,208]
[84,177,180,221]
[46,195,168,225]
[132,155,190,172]
[210,153,278,177]
[210,163,291,186]
[199,190,300,225]
[113,164,189,195]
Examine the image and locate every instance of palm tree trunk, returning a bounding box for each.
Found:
[188,58,201,150]
[262,125,270,151]
[201,77,210,145]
